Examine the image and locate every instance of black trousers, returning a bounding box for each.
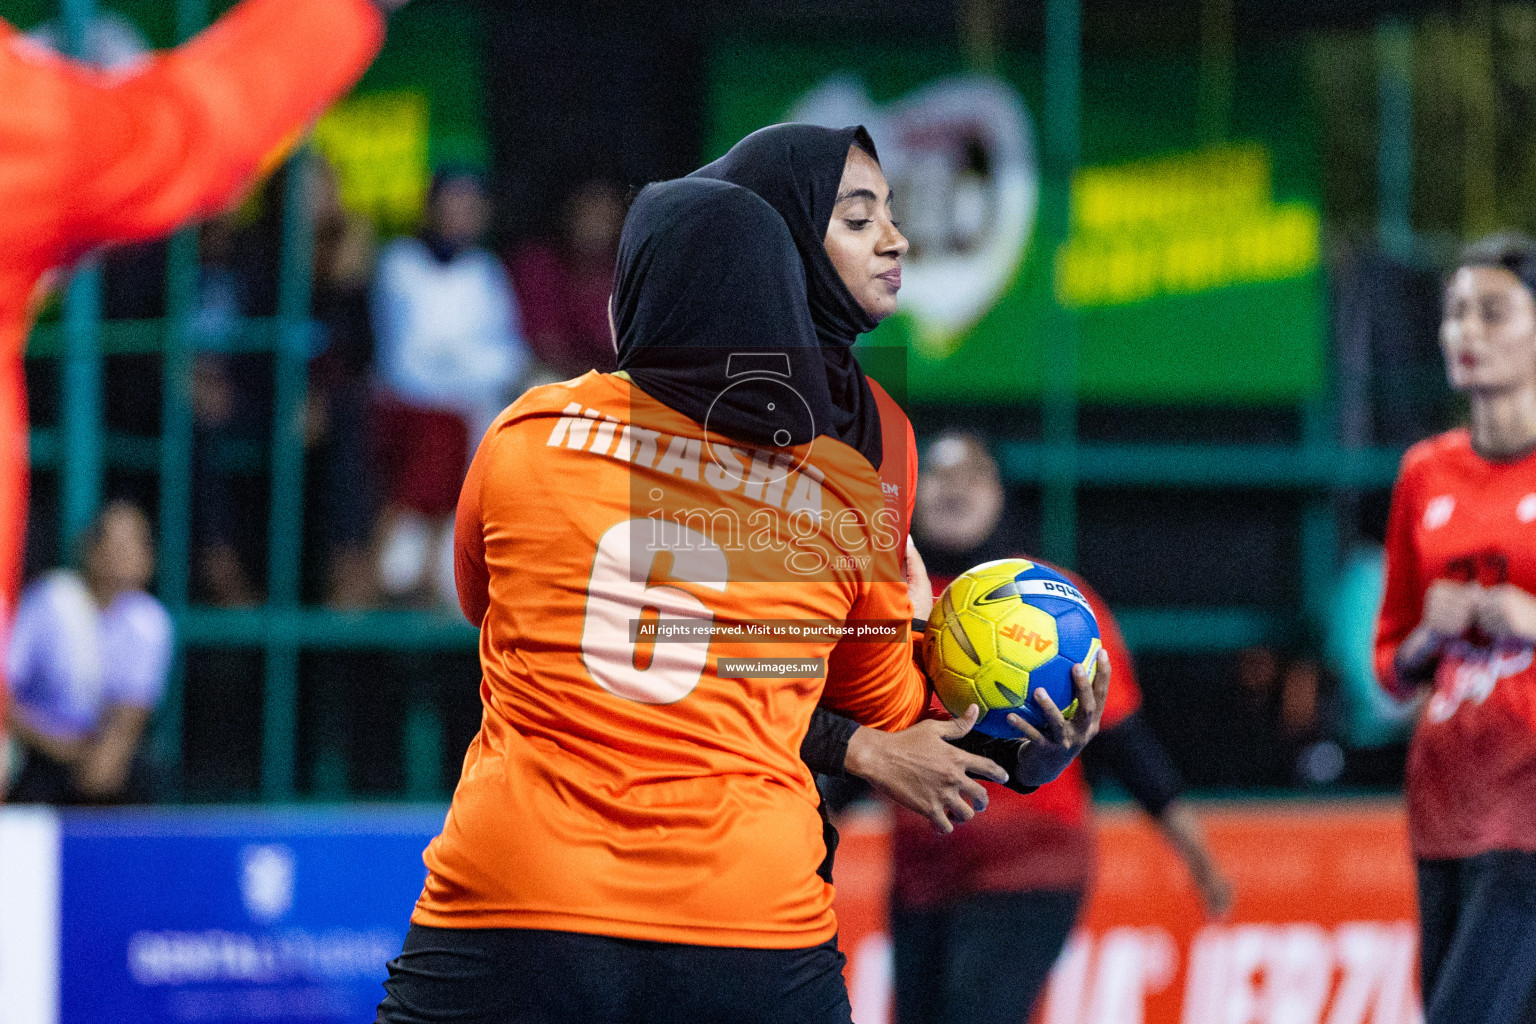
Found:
[376,924,853,1024]
[6,746,151,805]
[1418,851,1536,1024]
[891,889,1083,1024]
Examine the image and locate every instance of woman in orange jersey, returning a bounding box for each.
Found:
[1375,235,1536,1024]
[377,178,1108,1024]
[0,0,392,742]
[694,124,1043,837]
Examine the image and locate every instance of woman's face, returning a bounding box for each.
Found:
[913,436,1004,552]
[86,505,154,596]
[431,180,489,247]
[824,145,909,321]
[1442,266,1536,394]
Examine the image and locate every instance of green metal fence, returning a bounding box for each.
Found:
[21,0,1412,803]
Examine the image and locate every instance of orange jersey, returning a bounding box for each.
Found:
[424,371,931,948]
[0,0,382,706]
[866,377,918,539]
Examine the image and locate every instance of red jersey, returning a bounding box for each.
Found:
[1375,429,1536,859]
[424,372,930,948]
[892,570,1140,907]
[0,0,383,704]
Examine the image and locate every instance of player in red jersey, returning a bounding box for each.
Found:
[806,433,1231,1024]
[1375,235,1536,1024]
[890,432,1232,1024]
[0,0,393,746]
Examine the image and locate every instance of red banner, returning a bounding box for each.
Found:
[832,800,1422,1024]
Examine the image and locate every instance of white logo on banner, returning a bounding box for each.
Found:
[843,920,1420,1024]
[1178,922,1421,1024]
[240,844,295,924]
[848,933,892,1024]
[1041,927,1179,1024]
[790,73,1038,359]
[0,809,61,1024]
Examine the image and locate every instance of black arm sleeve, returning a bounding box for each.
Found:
[951,731,1038,796]
[1081,711,1184,818]
[801,707,862,778]
[802,707,1040,796]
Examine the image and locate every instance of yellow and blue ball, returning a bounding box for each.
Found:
[925,558,1101,737]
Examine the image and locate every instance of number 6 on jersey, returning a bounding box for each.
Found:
[580,519,728,704]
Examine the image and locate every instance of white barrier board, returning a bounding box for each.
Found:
[0,808,59,1024]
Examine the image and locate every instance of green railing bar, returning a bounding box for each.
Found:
[56,0,102,551]
[261,153,319,802]
[1040,0,1081,570]
[995,440,1404,489]
[154,229,199,789]
[26,316,285,358]
[177,608,479,649]
[28,429,266,475]
[26,430,1407,492]
[152,0,209,796]
[1115,606,1281,652]
[404,700,445,800]
[27,427,1406,490]
[160,232,198,608]
[32,428,156,471]
[59,263,103,553]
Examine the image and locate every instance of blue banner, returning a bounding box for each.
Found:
[57,806,443,1024]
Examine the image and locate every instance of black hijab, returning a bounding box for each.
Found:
[691,123,886,470]
[613,177,836,453]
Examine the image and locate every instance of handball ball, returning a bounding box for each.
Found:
[924,559,1102,738]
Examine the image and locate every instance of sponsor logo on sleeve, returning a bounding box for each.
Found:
[1423,495,1455,530]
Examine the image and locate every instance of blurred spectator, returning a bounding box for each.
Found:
[1235,645,1346,788]
[305,157,381,608]
[3,502,172,805]
[506,179,624,378]
[371,167,528,606]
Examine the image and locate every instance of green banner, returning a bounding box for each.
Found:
[708,43,1325,405]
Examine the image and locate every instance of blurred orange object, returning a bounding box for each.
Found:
[0,0,384,737]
